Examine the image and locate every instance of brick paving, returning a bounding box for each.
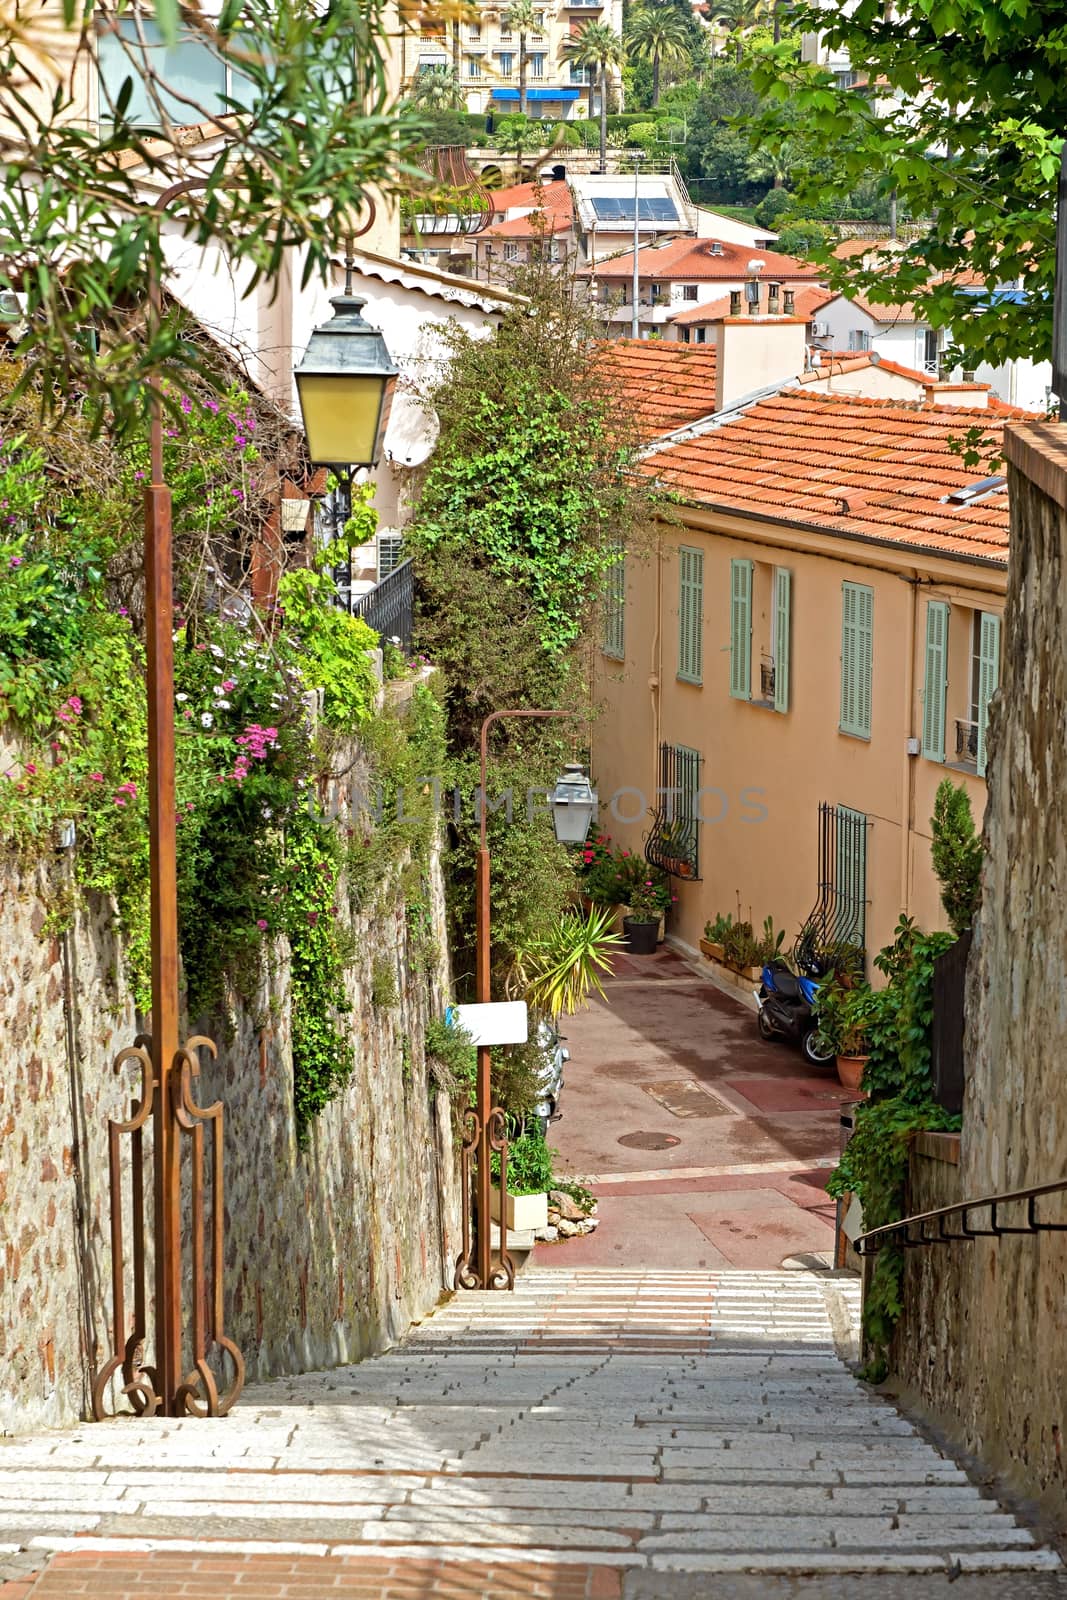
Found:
[9,1552,623,1599]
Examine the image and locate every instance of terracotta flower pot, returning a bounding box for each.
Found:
[836,1054,869,1092]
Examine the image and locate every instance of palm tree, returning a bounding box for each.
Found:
[505,0,539,118]
[711,0,763,63]
[626,6,690,107]
[564,21,625,172]
[408,65,466,113]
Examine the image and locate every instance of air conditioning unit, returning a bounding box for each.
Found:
[377,532,405,580]
[811,320,829,337]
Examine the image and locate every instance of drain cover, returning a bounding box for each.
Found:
[642,1080,730,1119]
[617,1131,682,1150]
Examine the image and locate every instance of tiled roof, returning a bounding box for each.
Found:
[485,212,572,240]
[586,236,822,283]
[490,179,573,222]
[669,283,833,326]
[596,339,718,440]
[641,391,1011,565]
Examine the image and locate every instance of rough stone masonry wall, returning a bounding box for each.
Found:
[893,422,1067,1524]
[0,722,461,1434]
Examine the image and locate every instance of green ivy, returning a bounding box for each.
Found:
[276,567,380,732]
[826,916,960,1378]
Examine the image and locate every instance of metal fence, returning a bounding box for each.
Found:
[353,559,414,654]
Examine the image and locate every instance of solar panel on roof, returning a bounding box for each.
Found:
[590,196,680,223]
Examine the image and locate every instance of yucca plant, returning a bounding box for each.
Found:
[519,906,624,1016]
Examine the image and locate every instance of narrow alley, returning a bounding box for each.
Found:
[1,956,1064,1600]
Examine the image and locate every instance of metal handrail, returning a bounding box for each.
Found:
[856,1177,1067,1256]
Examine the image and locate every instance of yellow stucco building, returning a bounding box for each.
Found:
[593,385,1012,969]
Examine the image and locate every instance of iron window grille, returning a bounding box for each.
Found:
[794,801,869,970]
[760,658,776,700]
[602,542,625,659]
[645,742,702,880]
[955,719,979,764]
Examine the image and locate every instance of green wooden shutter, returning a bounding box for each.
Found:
[840,581,873,738]
[976,611,1001,777]
[729,558,752,699]
[835,804,868,950]
[920,600,949,763]
[678,547,703,683]
[774,567,791,713]
[602,542,625,658]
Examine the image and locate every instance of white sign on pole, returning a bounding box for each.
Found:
[447,1001,529,1048]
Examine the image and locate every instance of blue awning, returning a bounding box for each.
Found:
[490,86,580,100]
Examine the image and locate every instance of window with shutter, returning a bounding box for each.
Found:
[835,804,868,949]
[678,546,704,684]
[840,581,873,738]
[773,567,791,713]
[920,600,949,762]
[729,558,752,699]
[602,541,625,659]
[976,611,1001,777]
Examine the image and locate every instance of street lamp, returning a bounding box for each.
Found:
[295,250,399,608]
[549,761,598,844]
[456,711,595,1293]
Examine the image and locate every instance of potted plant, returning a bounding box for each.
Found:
[491,1125,555,1232]
[700,912,733,962]
[622,879,662,954]
[722,920,763,980]
[813,976,880,1090]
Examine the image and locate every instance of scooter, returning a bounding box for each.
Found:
[754,958,836,1068]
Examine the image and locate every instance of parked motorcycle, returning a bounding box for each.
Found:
[754,958,836,1068]
[533,1017,569,1137]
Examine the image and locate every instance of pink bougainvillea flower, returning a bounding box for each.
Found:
[24,763,37,775]
[8,555,21,568]
[118,606,129,617]
[66,696,82,714]
[114,796,127,808]
[89,772,104,782]
[221,679,236,692]
[256,918,268,931]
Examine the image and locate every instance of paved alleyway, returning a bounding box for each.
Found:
[552,947,846,1269]
[1,1270,1062,1598]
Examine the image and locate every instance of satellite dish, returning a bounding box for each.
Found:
[383,388,440,468]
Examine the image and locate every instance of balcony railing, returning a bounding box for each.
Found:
[955,718,978,764]
[352,559,414,654]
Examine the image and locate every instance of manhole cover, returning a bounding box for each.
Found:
[617,1131,682,1150]
[642,1080,731,1118]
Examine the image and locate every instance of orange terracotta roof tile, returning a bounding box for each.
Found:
[485,212,572,240]
[642,390,1012,565]
[596,338,718,440]
[489,179,573,222]
[585,236,822,284]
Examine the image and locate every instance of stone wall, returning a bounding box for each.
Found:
[892,422,1067,1523]
[0,714,461,1434]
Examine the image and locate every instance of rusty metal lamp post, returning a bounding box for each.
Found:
[94,178,247,1420]
[456,713,597,1292]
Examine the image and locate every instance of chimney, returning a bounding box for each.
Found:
[767,282,780,315]
[729,289,741,317]
[783,286,795,315]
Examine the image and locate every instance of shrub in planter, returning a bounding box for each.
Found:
[813,977,883,1088]
[491,1126,555,1231]
[623,878,663,954]
[722,919,761,971]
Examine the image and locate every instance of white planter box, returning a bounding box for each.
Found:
[490,1187,548,1232]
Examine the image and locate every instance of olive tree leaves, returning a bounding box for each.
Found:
[0,0,430,432]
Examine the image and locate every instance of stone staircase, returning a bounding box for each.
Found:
[0,1270,1061,1583]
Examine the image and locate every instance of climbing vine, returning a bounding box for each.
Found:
[826,916,959,1378]
[0,364,446,1139]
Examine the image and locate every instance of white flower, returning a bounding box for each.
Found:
[209,644,225,658]
[175,693,188,703]
[262,807,273,820]
[200,713,214,729]
[214,699,231,710]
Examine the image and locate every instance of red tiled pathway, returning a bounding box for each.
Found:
[2,1553,621,1600]
[551,946,848,1268]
